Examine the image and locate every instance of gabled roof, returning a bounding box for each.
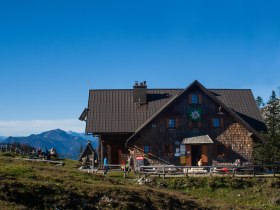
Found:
[210,89,266,131]
[85,89,181,133]
[182,135,214,144]
[125,80,266,144]
[82,80,266,142]
[79,141,95,161]
[79,108,88,121]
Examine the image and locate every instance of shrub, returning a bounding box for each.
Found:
[167,178,187,189]
[164,177,207,190]
[228,179,252,189]
[0,164,34,178]
[270,178,280,189]
[186,177,207,189]
[207,177,228,189]
[0,152,16,157]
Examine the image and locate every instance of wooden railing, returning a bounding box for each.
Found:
[138,164,280,179]
[57,154,79,160]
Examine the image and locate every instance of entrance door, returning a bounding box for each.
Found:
[191,145,202,166]
[110,145,119,164]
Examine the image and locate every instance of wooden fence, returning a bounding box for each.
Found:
[81,163,279,179]
[138,164,280,179]
[57,154,79,160]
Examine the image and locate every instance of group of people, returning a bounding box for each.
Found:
[102,154,134,176]
[31,147,57,159]
[81,155,98,169]
[124,155,134,173]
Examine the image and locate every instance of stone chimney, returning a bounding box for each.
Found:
[133,81,147,104]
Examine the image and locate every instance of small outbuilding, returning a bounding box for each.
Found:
[79,141,98,168]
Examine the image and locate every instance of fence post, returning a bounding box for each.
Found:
[163,165,165,180]
[138,167,141,179]
[273,166,275,177]
[232,167,235,177]
[253,166,255,178]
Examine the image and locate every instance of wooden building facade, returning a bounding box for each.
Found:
[80,80,266,166]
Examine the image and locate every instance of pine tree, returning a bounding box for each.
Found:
[262,91,280,162]
[265,91,280,136]
[254,90,280,163]
[256,96,264,108]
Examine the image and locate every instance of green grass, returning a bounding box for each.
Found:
[0,153,279,209]
[159,177,280,209]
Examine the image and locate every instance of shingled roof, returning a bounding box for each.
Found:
[82,82,266,134]
[209,89,267,132]
[85,89,181,133]
[182,135,214,144]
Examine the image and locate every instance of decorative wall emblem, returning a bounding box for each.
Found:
[189,108,202,121]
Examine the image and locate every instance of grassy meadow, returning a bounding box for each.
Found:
[0,153,279,209]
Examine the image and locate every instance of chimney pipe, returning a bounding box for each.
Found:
[133,81,147,104]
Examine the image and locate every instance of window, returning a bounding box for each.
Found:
[213,118,220,127]
[191,94,198,104]
[169,119,176,128]
[144,145,150,153]
[151,123,157,128]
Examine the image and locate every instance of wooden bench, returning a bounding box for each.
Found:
[21,158,65,166]
[187,167,208,174]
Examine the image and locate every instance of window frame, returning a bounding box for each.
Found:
[213,118,220,128]
[168,119,176,128]
[144,145,150,154]
[191,94,198,104]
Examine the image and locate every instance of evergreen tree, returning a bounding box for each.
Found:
[265,90,280,136]
[256,96,264,108]
[254,90,280,163]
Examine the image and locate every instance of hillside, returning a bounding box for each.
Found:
[3,129,97,157]
[0,153,280,209]
[67,130,98,148]
[0,136,6,142]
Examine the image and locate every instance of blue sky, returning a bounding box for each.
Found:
[0,0,280,135]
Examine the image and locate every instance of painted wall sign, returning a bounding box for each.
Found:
[180,156,186,165]
[136,156,144,160]
[175,141,180,145]
[180,144,186,151]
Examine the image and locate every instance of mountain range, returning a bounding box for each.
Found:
[0,136,7,141]
[1,129,98,157]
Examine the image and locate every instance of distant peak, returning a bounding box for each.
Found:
[40,129,67,136]
[51,128,65,133]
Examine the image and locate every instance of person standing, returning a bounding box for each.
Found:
[103,156,109,176]
[198,159,202,167]
[128,155,134,173]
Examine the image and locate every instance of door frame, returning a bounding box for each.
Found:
[185,144,209,166]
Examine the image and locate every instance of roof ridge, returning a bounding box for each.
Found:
[125,80,265,145]
[89,88,252,91]
[209,89,252,90]
[89,88,183,90]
